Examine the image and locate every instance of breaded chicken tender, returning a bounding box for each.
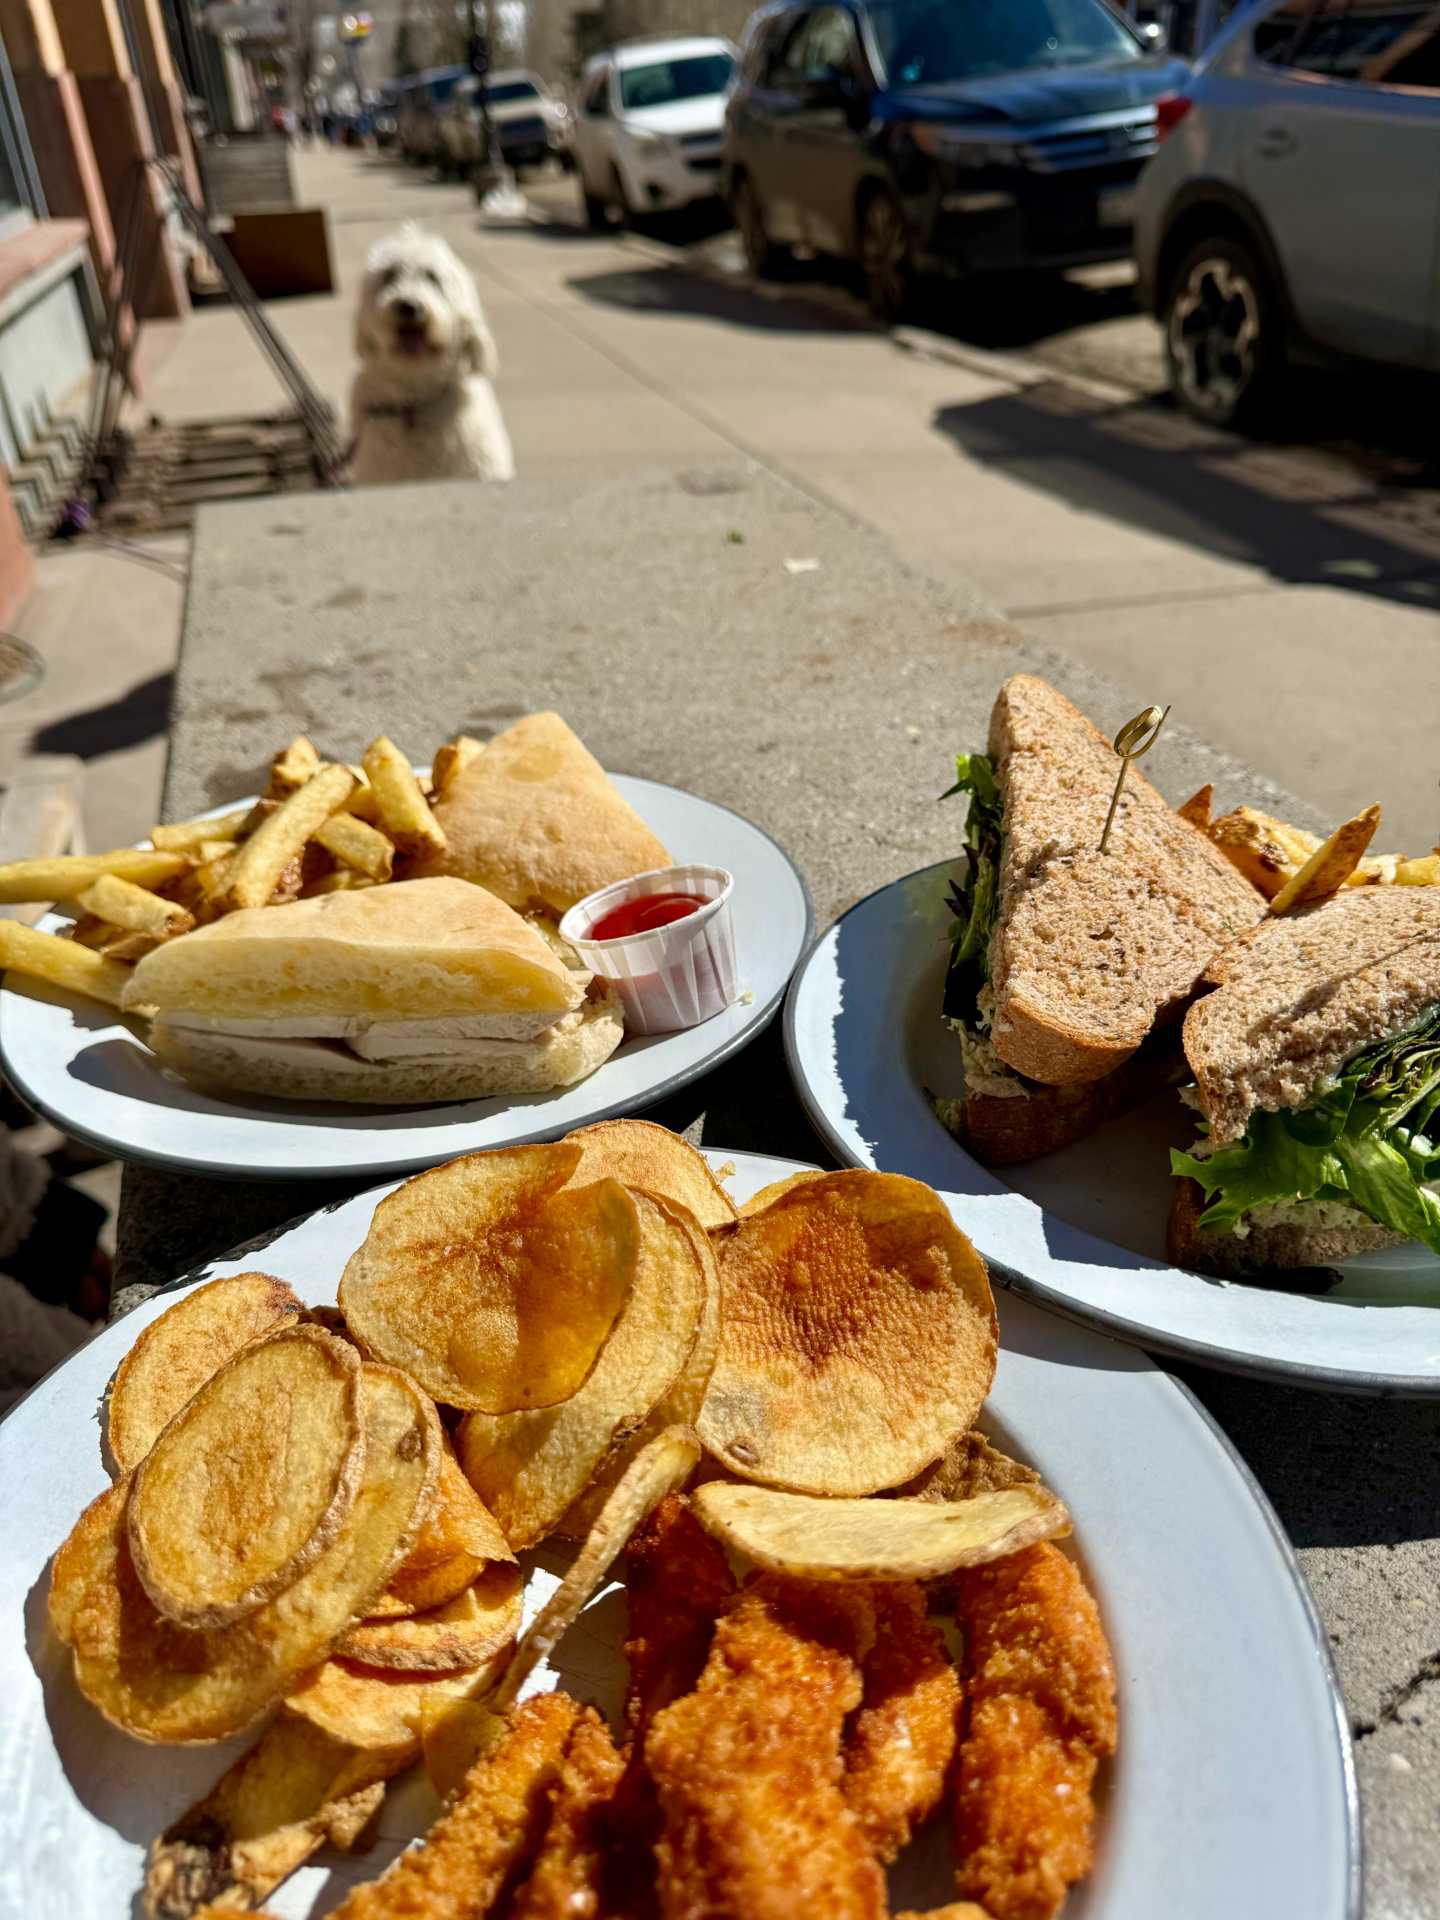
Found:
[509,1707,626,1920]
[326,1690,580,1920]
[952,1543,1117,1920]
[842,1583,960,1861]
[646,1575,886,1920]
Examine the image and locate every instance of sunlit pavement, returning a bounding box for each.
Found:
[133,145,1440,848]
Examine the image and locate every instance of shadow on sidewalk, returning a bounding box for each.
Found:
[31,672,174,760]
[933,380,1440,609]
[567,259,874,336]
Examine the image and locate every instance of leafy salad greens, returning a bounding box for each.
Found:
[1173,1006,1440,1255]
[941,753,1003,1029]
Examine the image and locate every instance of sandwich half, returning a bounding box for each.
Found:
[938,675,1265,1165]
[427,712,672,918]
[1170,886,1440,1278]
[121,877,624,1105]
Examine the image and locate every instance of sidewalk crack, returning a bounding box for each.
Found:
[1353,1650,1440,1740]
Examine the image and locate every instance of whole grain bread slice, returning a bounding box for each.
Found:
[957,1034,1181,1166]
[1167,1177,1403,1275]
[1182,886,1440,1146]
[986,676,1264,1087]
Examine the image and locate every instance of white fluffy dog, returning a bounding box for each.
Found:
[349,226,515,488]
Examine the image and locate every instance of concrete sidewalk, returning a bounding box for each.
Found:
[114,142,1440,853]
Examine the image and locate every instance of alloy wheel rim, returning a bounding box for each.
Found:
[1170,256,1260,419]
[863,198,907,313]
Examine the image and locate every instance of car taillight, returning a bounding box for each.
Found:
[1155,94,1192,140]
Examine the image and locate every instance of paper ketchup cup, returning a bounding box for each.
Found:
[559,865,737,1036]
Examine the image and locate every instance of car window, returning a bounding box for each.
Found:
[865,0,1141,86]
[618,52,735,109]
[788,7,864,81]
[1276,0,1440,86]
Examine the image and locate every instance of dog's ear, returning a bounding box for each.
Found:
[457,303,499,379]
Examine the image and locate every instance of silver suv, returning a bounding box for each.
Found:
[1135,0,1440,427]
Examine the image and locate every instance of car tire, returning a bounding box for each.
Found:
[1163,233,1282,431]
[733,174,783,278]
[858,187,913,325]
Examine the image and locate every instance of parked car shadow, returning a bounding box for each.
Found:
[932,380,1440,609]
[568,260,873,336]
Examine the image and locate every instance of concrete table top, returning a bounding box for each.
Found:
[118,465,1437,1917]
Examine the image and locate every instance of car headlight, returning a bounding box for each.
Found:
[628,128,673,156]
[909,124,1013,168]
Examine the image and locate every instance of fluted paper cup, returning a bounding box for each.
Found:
[559,865,737,1036]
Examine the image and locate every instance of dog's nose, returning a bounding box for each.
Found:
[393,298,421,324]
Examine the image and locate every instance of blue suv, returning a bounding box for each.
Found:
[724,0,1188,319]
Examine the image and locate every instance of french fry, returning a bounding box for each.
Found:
[1270,805,1382,915]
[343,782,383,825]
[300,869,380,897]
[192,837,241,865]
[1207,806,1320,899]
[1396,854,1440,886]
[315,812,395,881]
[268,735,322,798]
[225,764,356,912]
[362,737,446,858]
[0,849,187,906]
[1177,784,1213,830]
[0,920,132,1005]
[75,875,194,940]
[432,735,483,800]
[150,809,252,854]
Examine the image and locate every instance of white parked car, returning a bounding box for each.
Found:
[571,36,736,227]
[440,70,572,180]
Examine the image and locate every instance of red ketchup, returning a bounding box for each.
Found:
[588,891,703,942]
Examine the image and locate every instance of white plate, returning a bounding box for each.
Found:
[0,1150,1356,1920]
[785,860,1440,1393]
[0,777,811,1181]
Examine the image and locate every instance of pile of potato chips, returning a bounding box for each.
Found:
[49,1120,1073,1916]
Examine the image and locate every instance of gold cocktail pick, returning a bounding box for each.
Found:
[1100,704,1170,853]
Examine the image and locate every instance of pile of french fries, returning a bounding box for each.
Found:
[1181,785,1440,912]
[0,731,483,1010]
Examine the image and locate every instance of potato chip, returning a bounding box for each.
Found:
[286,1658,480,1751]
[455,1191,706,1549]
[106,1272,303,1474]
[372,1444,513,1616]
[697,1171,997,1498]
[691,1480,1068,1581]
[554,1192,721,1539]
[489,1426,700,1718]
[895,1430,1042,1504]
[144,1711,411,1917]
[337,1563,520,1674]
[50,1364,439,1744]
[338,1143,639,1413]
[128,1325,364,1628]
[420,1691,505,1801]
[563,1119,738,1230]
[735,1169,828,1218]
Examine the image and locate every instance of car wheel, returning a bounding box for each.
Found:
[733,175,782,278]
[1164,235,1282,430]
[859,188,912,325]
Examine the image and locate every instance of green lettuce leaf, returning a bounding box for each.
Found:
[1173,1005,1440,1254]
[940,753,1003,1029]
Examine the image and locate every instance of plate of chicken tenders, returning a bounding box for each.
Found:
[0,713,810,1179]
[1,1124,1354,1920]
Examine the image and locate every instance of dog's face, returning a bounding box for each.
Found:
[356,227,497,383]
